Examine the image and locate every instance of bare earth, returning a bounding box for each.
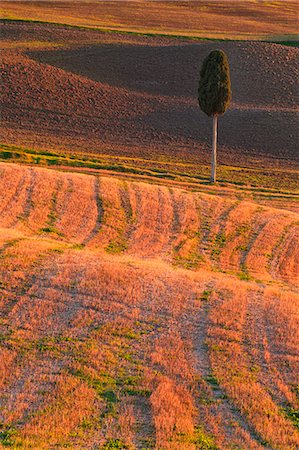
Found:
[0,6,299,449]
[1,21,299,171]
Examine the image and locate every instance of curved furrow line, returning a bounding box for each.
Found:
[0,236,24,257]
[218,201,259,274]
[0,165,29,227]
[21,167,36,219]
[118,180,135,245]
[48,173,78,239]
[2,166,76,237]
[129,182,173,257]
[1,241,62,318]
[195,195,236,269]
[59,173,100,243]
[0,164,23,220]
[207,283,299,448]
[45,175,63,229]
[171,189,201,269]
[270,222,299,287]
[157,185,174,255]
[7,253,157,447]
[10,167,37,228]
[168,187,181,243]
[25,167,59,233]
[10,169,35,228]
[133,396,156,450]
[262,287,299,408]
[189,283,265,449]
[56,177,74,218]
[197,194,227,246]
[243,288,297,410]
[0,350,64,426]
[94,177,129,251]
[208,199,242,270]
[125,179,140,253]
[245,213,296,283]
[237,205,279,279]
[82,176,103,245]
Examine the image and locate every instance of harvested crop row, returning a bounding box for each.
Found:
[0,163,298,286]
[1,239,298,448]
[207,283,299,449]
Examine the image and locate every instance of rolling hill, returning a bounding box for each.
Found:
[2,0,298,40]
[0,162,298,449]
[1,20,299,172]
[0,3,299,449]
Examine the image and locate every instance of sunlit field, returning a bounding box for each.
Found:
[2,0,298,41]
[0,1,298,449]
[0,163,298,448]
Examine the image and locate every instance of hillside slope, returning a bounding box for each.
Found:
[0,163,298,449]
[0,162,298,286]
[1,21,299,171]
[2,1,298,40]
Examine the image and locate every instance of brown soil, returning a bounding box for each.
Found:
[1,21,299,170]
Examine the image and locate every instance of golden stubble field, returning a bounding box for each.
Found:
[0,1,299,448]
[0,162,298,449]
[2,0,298,40]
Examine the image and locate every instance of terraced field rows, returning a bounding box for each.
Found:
[0,163,298,449]
[0,163,298,287]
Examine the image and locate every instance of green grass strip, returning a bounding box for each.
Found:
[1,18,298,46]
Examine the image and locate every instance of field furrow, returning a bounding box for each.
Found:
[0,163,298,448]
[1,163,298,286]
[1,8,299,447]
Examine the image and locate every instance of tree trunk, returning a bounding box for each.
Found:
[211,115,217,183]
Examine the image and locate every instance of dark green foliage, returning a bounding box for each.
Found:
[283,406,299,429]
[198,50,231,117]
[102,439,129,449]
[0,424,16,447]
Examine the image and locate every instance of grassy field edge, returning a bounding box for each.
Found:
[1,143,298,200]
[1,18,298,47]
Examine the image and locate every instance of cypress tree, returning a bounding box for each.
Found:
[198,50,231,183]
